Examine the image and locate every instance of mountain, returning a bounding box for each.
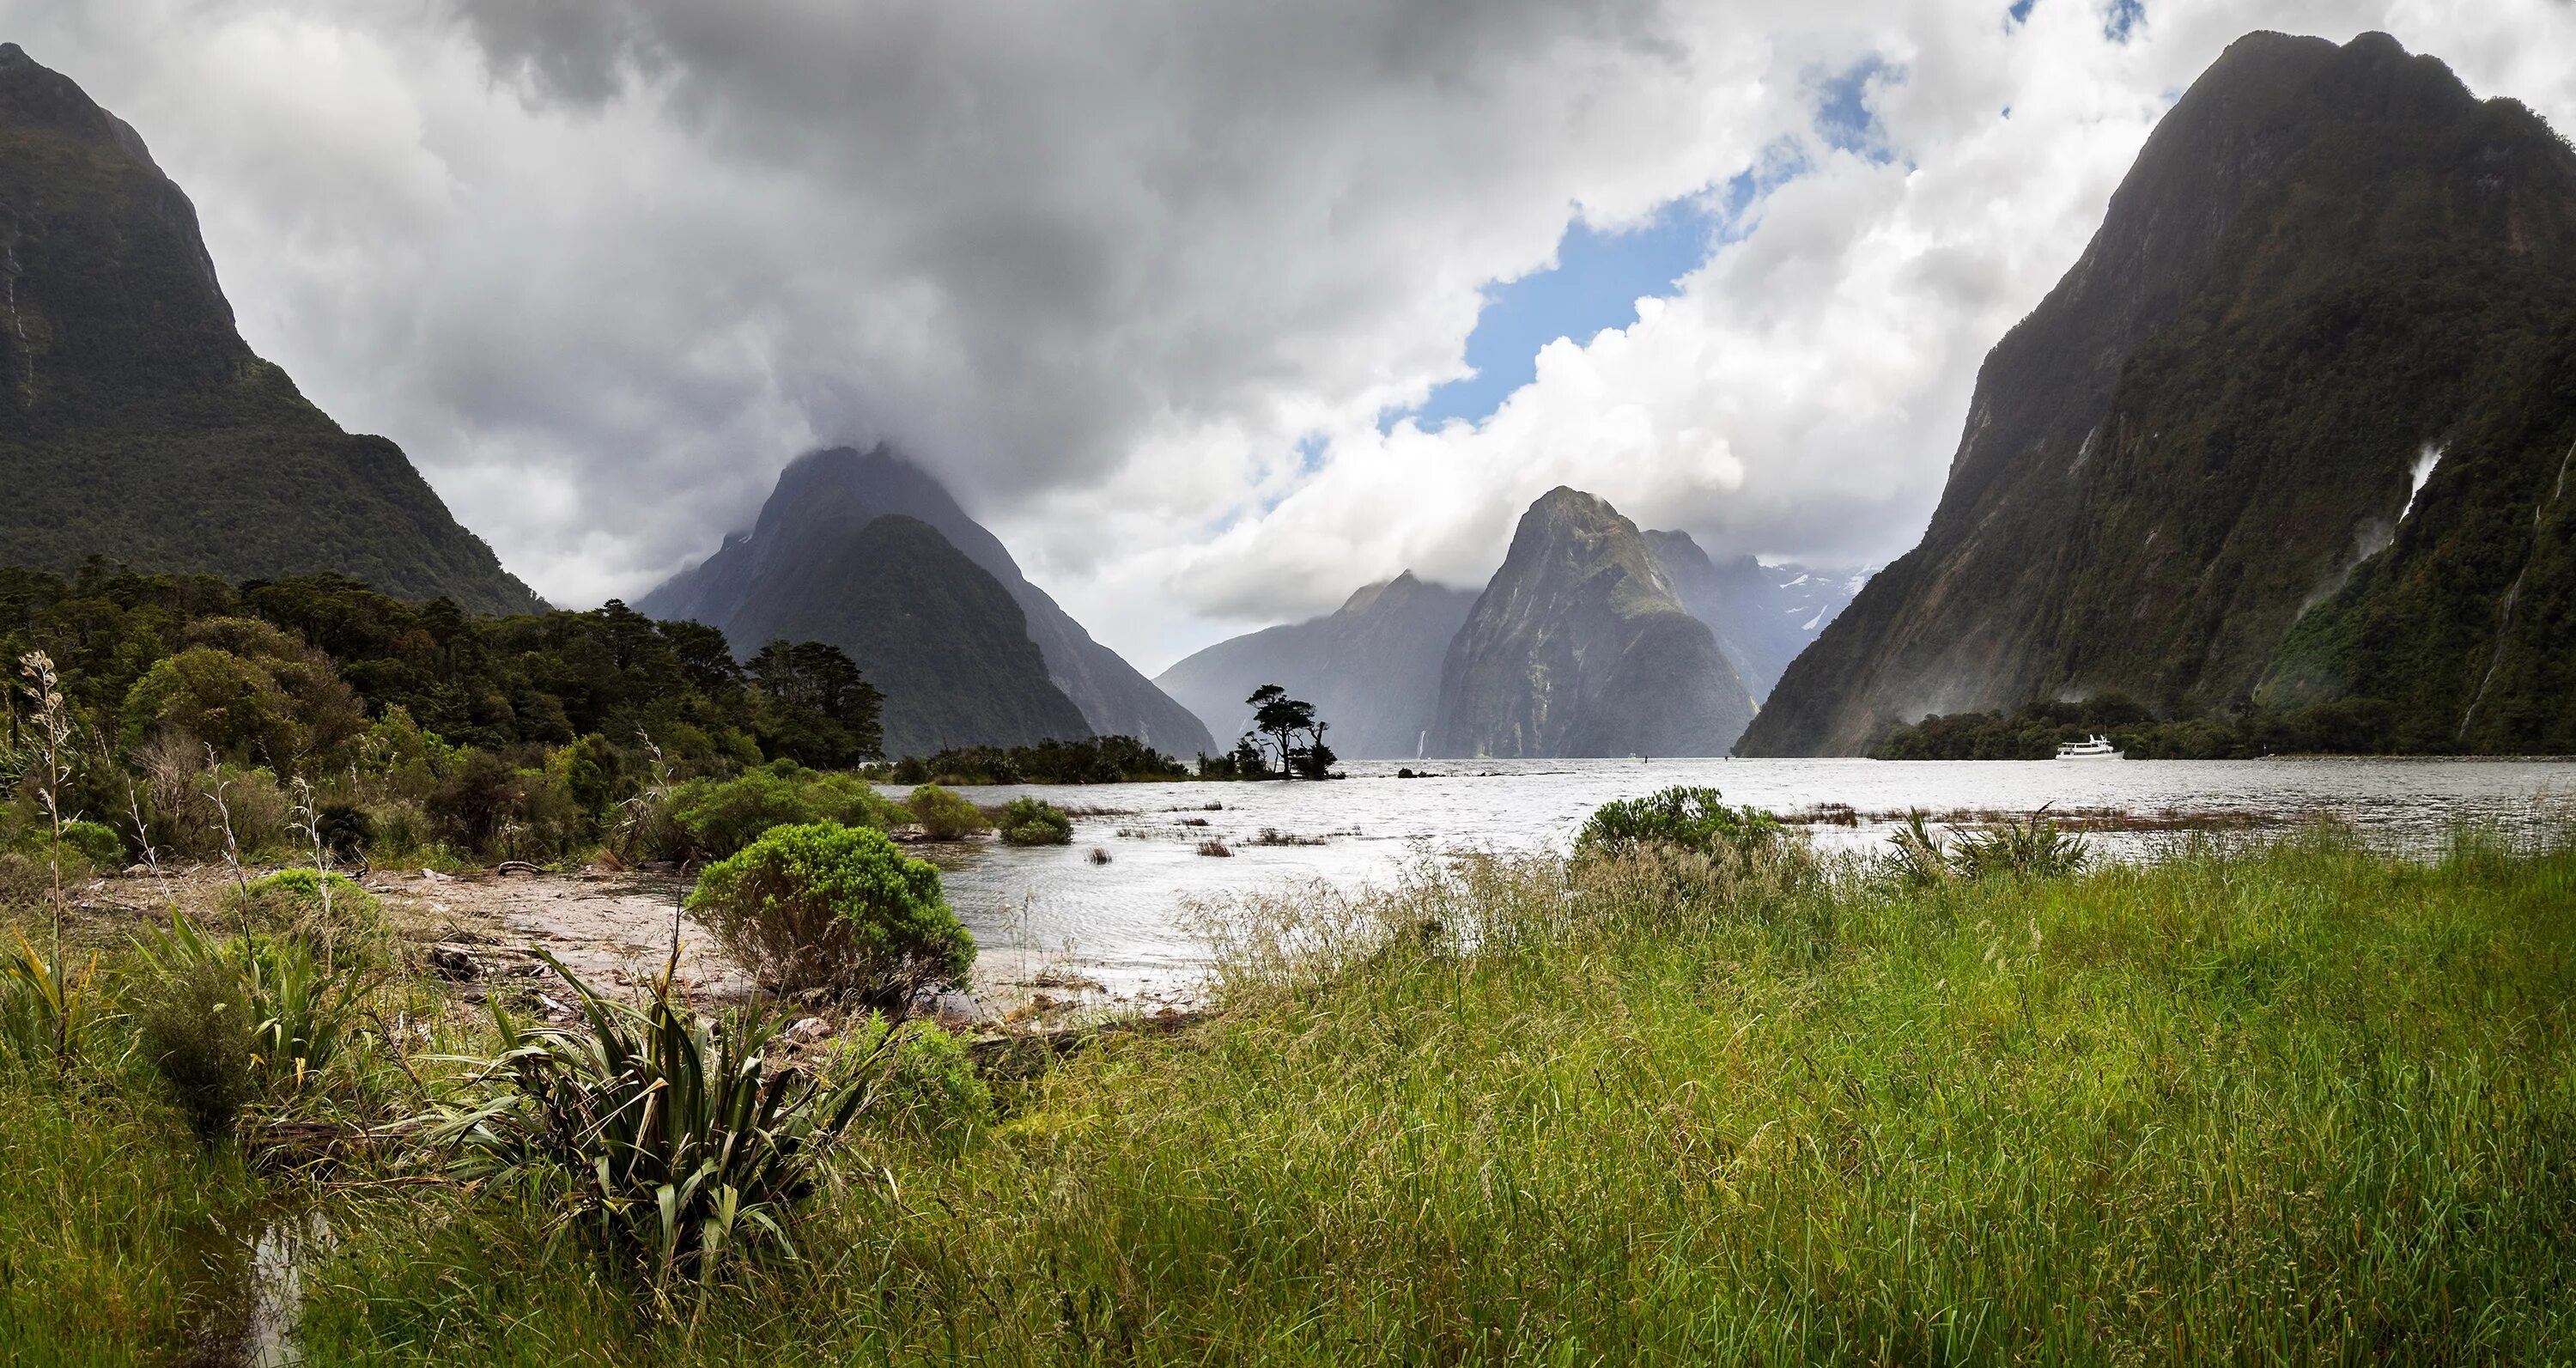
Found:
[714,514,1088,757]
[1644,531,1866,701]
[0,44,539,616]
[638,453,1092,757]
[1741,32,2576,756]
[1155,571,1478,757]
[1434,488,1757,757]
[644,445,1211,757]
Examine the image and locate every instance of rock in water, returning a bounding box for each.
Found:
[0,44,540,614]
[1741,31,2576,756]
[1433,488,1756,757]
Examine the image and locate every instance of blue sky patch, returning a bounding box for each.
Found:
[1814,56,1899,161]
[2008,0,2038,22]
[1402,197,1717,431]
[2105,0,2145,42]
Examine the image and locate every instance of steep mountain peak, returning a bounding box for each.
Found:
[1742,30,2576,756]
[0,45,538,612]
[1435,488,1753,757]
[643,444,1212,755]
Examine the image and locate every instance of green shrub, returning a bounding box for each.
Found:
[811,775,912,831]
[237,868,393,967]
[666,769,820,859]
[1948,812,2088,880]
[0,851,47,909]
[423,956,884,1298]
[1576,787,1781,863]
[686,823,973,1002]
[843,1017,991,1146]
[130,945,255,1137]
[907,785,988,841]
[315,802,374,860]
[131,913,374,1135]
[54,819,125,870]
[997,797,1073,847]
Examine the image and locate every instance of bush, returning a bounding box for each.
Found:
[131,914,373,1135]
[686,823,973,1003]
[236,869,393,968]
[422,958,884,1298]
[1949,812,2089,880]
[908,785,989,841]
[131,948,255,1137]
[314,803,374,860]
[1576,787,1781,864]
[997,797,1073,847]
[0,853,43,910]
[637,768,910,862]
[666,769,820,859]
[427,752,586,861]
[873,1020,991,1144]
[53,819,125,870]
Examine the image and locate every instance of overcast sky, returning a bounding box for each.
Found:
[9,0,2574,669]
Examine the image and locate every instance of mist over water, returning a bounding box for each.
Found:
[908,757,2571,998]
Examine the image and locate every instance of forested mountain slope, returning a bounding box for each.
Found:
[1741,31,2576,756]
[644,445,1208,756]
[0,44,539,616]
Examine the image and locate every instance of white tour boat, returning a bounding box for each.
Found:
[2055,733,2124,761]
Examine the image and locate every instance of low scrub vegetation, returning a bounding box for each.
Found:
[422,955,885,1308]
[684,822,973,1002]
[5,778,2576,1361]
[996,797,1074,846]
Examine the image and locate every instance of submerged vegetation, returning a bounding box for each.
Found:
[5,787,2573,1361]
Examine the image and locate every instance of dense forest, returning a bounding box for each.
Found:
[1869,694,2438,760]
[0,562,1183,871]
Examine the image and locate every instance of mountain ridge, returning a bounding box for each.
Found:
[644,445,1212,757]
[1155,569,1478,757]
[0,43,541,616]
[1741,30,2576,756]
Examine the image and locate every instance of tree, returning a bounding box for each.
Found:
[749,639,885,765]
[1247,684,1309,779]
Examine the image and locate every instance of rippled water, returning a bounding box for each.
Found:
[908,757,2571,1000]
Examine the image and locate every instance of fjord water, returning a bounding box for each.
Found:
[919,757,2571,998]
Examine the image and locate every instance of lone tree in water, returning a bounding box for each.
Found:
[1244,684,1336,779]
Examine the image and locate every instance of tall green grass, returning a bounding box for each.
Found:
[0,1074,264,1365]
[280,825,2576,1365]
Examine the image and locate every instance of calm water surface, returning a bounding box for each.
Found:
[905,757,2571,1000]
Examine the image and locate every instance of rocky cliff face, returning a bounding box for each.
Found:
[1646,531,1864,701]
[645,445,1210,757]
[0,44,540,615]
[1155,570,1477,757]
[1434,488,1756,757]
[1741,31,2576,756]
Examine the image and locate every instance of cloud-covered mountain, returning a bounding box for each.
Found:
[25,3,2570,659]
[1645,532,1865,701]
[1155,572,1478,758]
[1741,32,2576,756]
[641,447,1207,757]
[1435,488,1756,757]
[0,44,538,616]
